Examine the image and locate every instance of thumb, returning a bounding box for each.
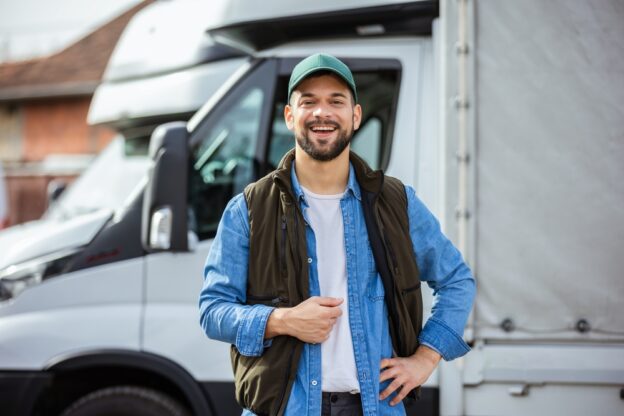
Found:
[316,296,344,307]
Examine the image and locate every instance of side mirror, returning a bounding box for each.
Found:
[142,122,189,252]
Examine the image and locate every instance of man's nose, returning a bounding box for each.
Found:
[312,103,331,118]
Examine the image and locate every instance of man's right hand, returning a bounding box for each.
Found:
[265,296,343,344]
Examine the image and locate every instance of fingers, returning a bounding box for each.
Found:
[287,297,344,343]
[305,322,334,344]
[378,357,419,406]
[379,378,403,401]
[314,296,344,307]
[379,366,399,383]
[379,359,401,400]
[326,306,343,318]
[380,358,396,369]
[310,296,343,318]
[390,384,413,406]
[379,376,417,406]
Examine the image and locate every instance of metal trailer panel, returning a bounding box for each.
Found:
[464,382,623,416]
[462,342,624,414]
[472,0,624,342]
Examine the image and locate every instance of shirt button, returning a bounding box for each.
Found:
[311,380,318,386]
[307,258,313,264]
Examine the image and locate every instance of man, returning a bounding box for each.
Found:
[199,53,475,416]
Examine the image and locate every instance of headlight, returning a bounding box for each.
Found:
[0,250,77,301]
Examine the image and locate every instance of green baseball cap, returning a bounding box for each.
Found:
[288,53,358,103]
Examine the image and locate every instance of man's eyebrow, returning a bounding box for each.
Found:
[298,92,348,99]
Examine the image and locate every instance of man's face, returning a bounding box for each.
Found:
[284,74,362,162]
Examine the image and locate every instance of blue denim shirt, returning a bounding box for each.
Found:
[199,164,476,415]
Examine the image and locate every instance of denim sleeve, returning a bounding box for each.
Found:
[198,193,274,357]
[405,185,476,361]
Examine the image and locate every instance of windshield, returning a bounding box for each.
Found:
[45,135,150,221]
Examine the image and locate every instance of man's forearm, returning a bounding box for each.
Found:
[413,344,442,366]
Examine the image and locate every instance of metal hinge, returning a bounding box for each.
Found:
[455,42,469,54]
[455,208,471,220]
[453,95,470,109]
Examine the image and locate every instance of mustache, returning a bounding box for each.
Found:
[305,120,340,129]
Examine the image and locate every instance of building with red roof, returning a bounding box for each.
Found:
[0,1,152,225]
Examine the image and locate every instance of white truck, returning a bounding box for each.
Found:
[1,1,623,415]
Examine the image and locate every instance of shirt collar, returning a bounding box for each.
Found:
[290,161,362,204]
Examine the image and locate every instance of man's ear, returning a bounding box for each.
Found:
[284,103,294,131]
[353,104,363,131]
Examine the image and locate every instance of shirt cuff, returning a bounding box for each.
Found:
[418,317,471,361]
[235,304,275,356]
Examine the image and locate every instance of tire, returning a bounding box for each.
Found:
[60,385,191,416]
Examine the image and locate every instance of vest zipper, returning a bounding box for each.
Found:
[275,209,302,415]
[292,211,303,295]
[246,294,289,304]
[273,296,289,305]
[383,234,400,275]
[273,169,307,414]
[280,216,287,278]
[276,343,296,415]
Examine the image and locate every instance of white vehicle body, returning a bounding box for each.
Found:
[0,1,622,415]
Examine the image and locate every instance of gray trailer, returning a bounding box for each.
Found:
[437,0,624,414]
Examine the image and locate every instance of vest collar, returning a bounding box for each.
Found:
[271,148,384,202]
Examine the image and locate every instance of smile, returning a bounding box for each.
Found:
[310,126,337,132]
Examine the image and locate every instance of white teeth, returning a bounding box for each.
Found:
[311,126,335,132]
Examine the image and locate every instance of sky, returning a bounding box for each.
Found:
[0,0,142,62]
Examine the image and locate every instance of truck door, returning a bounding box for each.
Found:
[142,59,279,415]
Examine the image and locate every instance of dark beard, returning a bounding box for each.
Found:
[296,121,354,162]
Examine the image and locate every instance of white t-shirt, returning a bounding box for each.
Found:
[301,185,360,393]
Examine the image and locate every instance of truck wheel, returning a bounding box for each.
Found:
[60,385,190,416]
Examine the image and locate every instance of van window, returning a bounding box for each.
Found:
[267,68,400,170]
[45,136,150,220]
[188,61,277,240]
[189,88,263,239]
[351,117,382,168]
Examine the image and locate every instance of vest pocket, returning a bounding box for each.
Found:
[230,336,300,415]
[398,281,423,342]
